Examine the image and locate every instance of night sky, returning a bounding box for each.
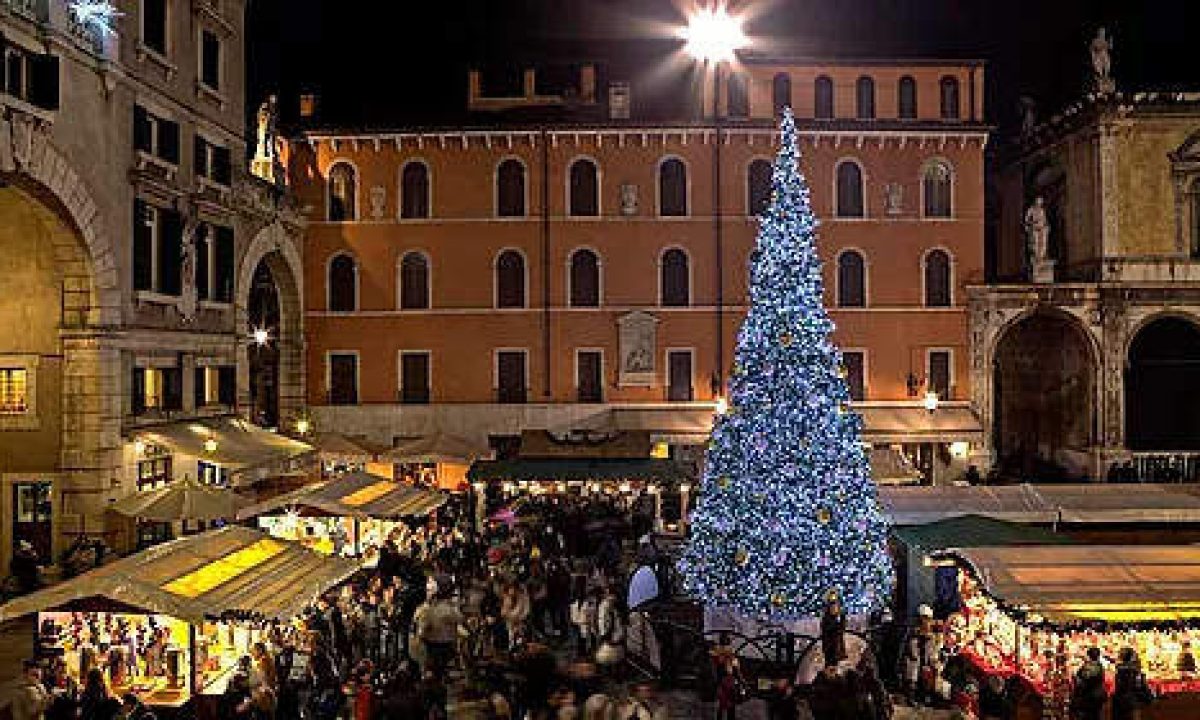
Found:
[246,0,1191,134]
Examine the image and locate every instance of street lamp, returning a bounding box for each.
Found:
[923,391,940,414]
[251,327,271,346]
[681,4,747,402]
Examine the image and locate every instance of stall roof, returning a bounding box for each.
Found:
[893,515,1072,551]
[237,471,448,520]
[943,545,1200,623]
[879,483,1200,526]
[133,417,314,486]
[382,433,489,464]
[468,457,690,483]
[857,404,984,443]
[309,433,378,461]
[0,526,358,625]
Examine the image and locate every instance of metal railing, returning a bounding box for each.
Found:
[1132,452,1200,483]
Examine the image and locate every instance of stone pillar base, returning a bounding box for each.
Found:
[1032,259,1056,284]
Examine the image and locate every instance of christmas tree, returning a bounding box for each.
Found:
[678,108,893,620]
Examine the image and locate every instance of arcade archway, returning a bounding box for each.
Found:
[993,311,1096,479]
[1126,316,1200,452]
[239,224,303,430]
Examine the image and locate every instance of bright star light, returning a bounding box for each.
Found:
[681,5,747,63]
[68,0,121,38]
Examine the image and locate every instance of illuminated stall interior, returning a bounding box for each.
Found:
[238,470,447,559]
[935,545,1200,696]
[0,527,356,706]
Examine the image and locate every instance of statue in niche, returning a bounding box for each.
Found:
[1024,196,1050,264]
[369,186,386,219]
[179,217,200,323]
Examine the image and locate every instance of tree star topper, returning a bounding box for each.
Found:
[68,0,121,37]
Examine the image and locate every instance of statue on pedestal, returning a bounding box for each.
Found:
[1090,28,1115,94]
[1024,196,1054,283]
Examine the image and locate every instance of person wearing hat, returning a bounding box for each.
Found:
[901,605,937,706]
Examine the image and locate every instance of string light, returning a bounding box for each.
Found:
[678,108,894,620]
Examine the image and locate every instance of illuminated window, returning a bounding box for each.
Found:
[0,368,29,414]
[132,366,182,415]
[327,163,357,221]
[198,460,229,487]
[137,453,173,491]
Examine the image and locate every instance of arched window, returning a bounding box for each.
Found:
[569,249,600,307]
[568,158,599,216]
[856,76,875,119]
[814,75,834,119]
[747,159,773,216]
[923,161,953,218]
[924,249,952,307]
[898,76,917,119]
[400,161,430,219]
[327,254,357,312]
[496,159,526,217]
[727,73,749,118]
[772,73,792,115]
[495,250,526,308]
[837,251,866,307]
[658,158,688,216]
[327,162,356,221]
[835,161,865,218]
[399,251,430,309]
[940,76,960,120]
[660,249,690,307]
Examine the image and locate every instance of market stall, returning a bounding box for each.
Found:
[933,545,1200,702]
[382,432,489,491]
[237,470,448,558]
[0,526,357,707]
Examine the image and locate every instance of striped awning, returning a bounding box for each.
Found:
[237,471,447,521]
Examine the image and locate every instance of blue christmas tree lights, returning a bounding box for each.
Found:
[678,108,893,619]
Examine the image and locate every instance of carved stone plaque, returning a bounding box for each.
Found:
[618,311,658,387]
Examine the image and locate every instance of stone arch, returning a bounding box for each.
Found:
[237,222,305,427]
[991,308,1098,479]
[1125,313,1200,452]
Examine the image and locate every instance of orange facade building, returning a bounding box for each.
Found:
[288,57,989,484]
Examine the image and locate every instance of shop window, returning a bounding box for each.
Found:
[569,249,600,307]
[136,454,173,491]
[747,159,772,216]
[836,161,865,218]
[327,162,357,221]
[328,353,358,405]
[837,250,866,307]
[142,0,167,55]
[400,352,430,404]
[577,351,602,403]
[924,249,952,307]
[496,250,526,308]
[898,76,917,119]
[132,366,182,414]
[400,161,430,219]
[940,76,960,120]
[928,350,951,399]
[569,159,599,216]
[133,105,180,165]
[0,368,29,414]
[399,252,430,309]
[727,72,749,118]
[194,136,232,186]
[843,351,865,401]
[497,351,527,404]
[923,161,953,218]
[814,76,834,119]
[496,159,526,217]
[772,72,791,115]
[327,254,357,312]
[856,76,875,119]
[200,29,220,91]
[658,158,688,216]
[660,249,690,307]
[667,351,693,401]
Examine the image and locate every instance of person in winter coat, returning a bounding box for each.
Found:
[901,605,937,706]
[1070,647,1109,720]
[419,588,465,675]
[1111,648,1154,720]
[501,581,531,649]
[820,597,848,667]
[595,586,625,672]
[569,583,598,659]
[7,660,51,720]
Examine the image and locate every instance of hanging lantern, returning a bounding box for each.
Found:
[816,507,832,524]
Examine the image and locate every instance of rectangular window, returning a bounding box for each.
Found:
[213,226,234,302]
[142,0,167,55]
[133,200,155,292]
[197,460,229,487]
[134,366,182,413]
[576,351,602,403]
[136,454,173,491]
[195,225,210,301]
[497,351,527,404]
[3,46,59,111]
[843,351,865,402]
[194,136,232,186]
[194,366,234,407]
[218,366,236,406]
[200,30,220,91]
[328,353,358,405]
[158,208,182,296]
[133,104,179,165]
[928,350,951,399]
[667,350,693,402]
[0,368,29,414]
[161,367,183,410]
[194,367,209,408]
[400,352,431,404]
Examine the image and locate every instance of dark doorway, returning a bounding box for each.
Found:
[12,481,52,564]
[248,260,281,427]
[993,312,1095,479]
[1126,317,1200,451]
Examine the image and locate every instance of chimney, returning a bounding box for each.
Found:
[523,69,537,99]
[579,64,596,104]
[608,82,631,120]
[299,94,318,119]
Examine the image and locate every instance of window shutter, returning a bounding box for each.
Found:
[159,209,183,296]
[30,53,60,111]
[194,367,207,408]
[214,146,232,186]
[132,200,153,291]
[214,226,235,302]
[133,106,152,154]
[218,366,237,406]
[131,367,146,414]
[160,119,180,164]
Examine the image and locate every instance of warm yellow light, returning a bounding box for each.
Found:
[651,442,670,459]
[162,539,285,598]
[252,327,270,346]
[133,439,146,456]
[681,5,747,62]
[714,396,730,416]
[923,391,940,413]
[294,417,311,436]
[950,441,970,459]
[618,482,632,493]
[341,480,395,507]
[203,437,219,453]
